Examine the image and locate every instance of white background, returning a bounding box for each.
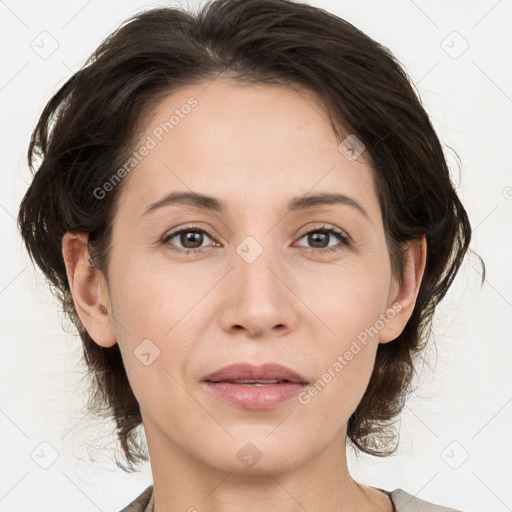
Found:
[1,1,511,511]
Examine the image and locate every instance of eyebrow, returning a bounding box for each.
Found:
[142,191,370,221]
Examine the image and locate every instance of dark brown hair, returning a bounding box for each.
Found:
[18,0,481,471]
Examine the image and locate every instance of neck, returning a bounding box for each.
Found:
[143,417,392,512]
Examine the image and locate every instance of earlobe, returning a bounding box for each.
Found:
[61,232,117,348]
[379,236,427,344]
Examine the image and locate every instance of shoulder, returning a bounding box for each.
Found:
[390,488,466,512]
[118,485,467,512]
[118,485,153,512]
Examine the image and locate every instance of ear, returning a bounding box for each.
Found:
[379,236,427,344]
[61,232,117,348]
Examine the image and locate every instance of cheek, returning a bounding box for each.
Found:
[305,256,392,337]
[105,252,220,392]
[301,308,381,419]
[106,264,199,425]
[108,253,203,338]
[297,260,390,404]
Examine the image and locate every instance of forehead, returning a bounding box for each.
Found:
[117,78,379,221]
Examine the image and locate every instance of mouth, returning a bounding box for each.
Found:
[202,363,308,410]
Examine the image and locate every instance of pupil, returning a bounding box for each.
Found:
[181,231,202,248]
[309,232,328,248]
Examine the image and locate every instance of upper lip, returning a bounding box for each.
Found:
[203,363,308,384]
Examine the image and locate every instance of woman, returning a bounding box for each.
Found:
[17,0,478,510]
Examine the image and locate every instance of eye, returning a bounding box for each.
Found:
[295,225,350,252]
[162,226,216,254]
[161,224,350,256]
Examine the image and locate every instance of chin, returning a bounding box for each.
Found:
[195,435,308,475]
[210,453,303,476]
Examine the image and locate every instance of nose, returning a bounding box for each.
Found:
[219,243,299,339]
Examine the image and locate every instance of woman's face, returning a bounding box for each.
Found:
[69,79,423,474]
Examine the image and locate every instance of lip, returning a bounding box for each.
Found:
[203,362,308,384]
[203,381,307,410]
[202,363,308,410]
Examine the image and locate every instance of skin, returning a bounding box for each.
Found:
[62,78,426,512]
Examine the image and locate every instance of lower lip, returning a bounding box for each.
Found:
[203,381,307,410]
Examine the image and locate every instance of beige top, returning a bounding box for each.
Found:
[119,485,466,512]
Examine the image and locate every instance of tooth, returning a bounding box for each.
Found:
[237,379,281,384]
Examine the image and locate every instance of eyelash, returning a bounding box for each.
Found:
[161,224,350,256]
